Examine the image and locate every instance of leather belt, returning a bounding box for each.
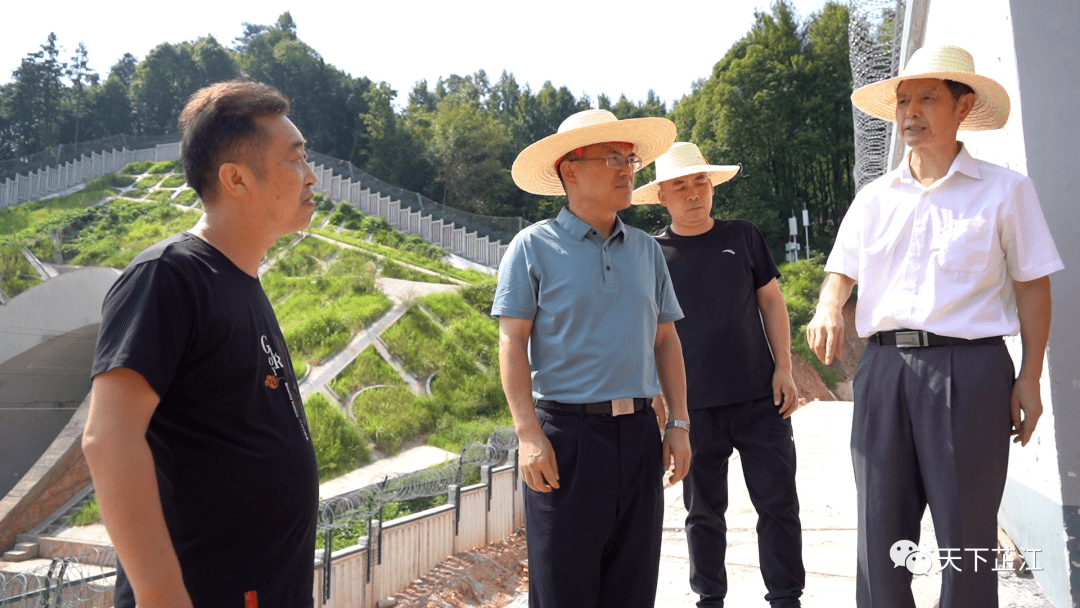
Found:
[871,330,1004,348]
[535,397,649,416]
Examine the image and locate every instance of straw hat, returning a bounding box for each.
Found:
[632,142,740,206]
[511,109,676,196]
[850,44,1010,131]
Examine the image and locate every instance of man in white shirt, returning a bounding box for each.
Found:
[807,45,1063,608]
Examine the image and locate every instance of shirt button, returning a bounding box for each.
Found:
[606,266,611,270]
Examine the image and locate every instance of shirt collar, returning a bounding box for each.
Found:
[895,142,982,188]
[555,206,627,242]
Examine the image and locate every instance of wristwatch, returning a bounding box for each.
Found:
[665,419,690,432]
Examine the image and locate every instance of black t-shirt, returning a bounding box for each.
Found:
[653,220,781,409]
[92,233,318,608]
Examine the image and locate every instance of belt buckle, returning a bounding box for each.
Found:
[894,330,925,348]
[611,398,634,416]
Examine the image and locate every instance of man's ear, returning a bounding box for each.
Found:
[955,91,976,123]
[560,159,577,186]
[217,162,251,199]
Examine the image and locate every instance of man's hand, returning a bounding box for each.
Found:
[806,306,845,365]
[774,370,801,418]
[806,273,856,365]
[517,426,560,492]
[662,427,691,485]
[1010,375,1043,446]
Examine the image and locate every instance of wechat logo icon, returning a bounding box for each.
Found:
[890,539,933,576]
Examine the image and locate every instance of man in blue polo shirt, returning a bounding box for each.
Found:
[493,109,691,608]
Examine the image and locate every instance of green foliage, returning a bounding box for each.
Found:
[379,259,453,284]
[148,160,181,174]
[421,291,477,324]
[0,244,42,297]
[667,1,854,258]
[777,258,840,387]
[135,175,163,188]
[305,392,370,482]
[279,290,391,365]
[459,278,497,315]
[445,315,500,368]
[314,193,335,212]
[330,346,404,397]
[380,307,444,377]
[86,173,136,190]
[121,161,154,175]
[160,174,187,188]
[55,199,200,267]
[351,387,429,454]
[147,190,175,202]
[125,188,148,199]
[175,189,199,205]
[68,495,101,526]
[313,228,483,285]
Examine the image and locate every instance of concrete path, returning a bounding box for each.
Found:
[297,277,457,399]
[318,445,457,500]
[510,401,1055,607]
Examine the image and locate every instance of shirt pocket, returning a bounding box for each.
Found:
[935,217,993,273]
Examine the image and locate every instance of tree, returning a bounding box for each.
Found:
[5,33,67,154]
[130,42,199,134]
[63,42,97,146]
[666,1,854,257]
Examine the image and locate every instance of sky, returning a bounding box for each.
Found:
[3,0,832,110]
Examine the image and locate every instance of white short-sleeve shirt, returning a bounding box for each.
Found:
[825,144,1063,339]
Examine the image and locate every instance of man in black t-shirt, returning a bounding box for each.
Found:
[635,143,805,608]
[83,80,320,608]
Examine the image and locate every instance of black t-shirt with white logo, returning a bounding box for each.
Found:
[93,233,318,607]
[653,220,780,409]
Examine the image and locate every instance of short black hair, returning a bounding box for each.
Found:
[942,79,976,104]
[178,80,290,201]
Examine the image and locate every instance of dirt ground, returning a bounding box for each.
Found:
[389,531,528,608]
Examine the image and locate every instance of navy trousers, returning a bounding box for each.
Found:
[525,405,664,608]
[683,395,805,608]
[852,342,1014,608]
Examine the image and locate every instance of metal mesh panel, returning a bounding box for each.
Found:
[849,0,907,190]
[306,151,527,244]
[0,133,182,182]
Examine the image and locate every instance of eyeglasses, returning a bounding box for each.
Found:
[569,153,643,172]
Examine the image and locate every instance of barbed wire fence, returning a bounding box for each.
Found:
[0,546,116,608]
[849,0,907,190]
[0,429,519,605]
[317,428,517,531]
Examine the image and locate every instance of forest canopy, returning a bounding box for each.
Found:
[0,1,855,257]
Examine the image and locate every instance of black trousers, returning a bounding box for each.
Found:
[524,404,664,608]
[852,342,1014,608]
[683,395,805,608]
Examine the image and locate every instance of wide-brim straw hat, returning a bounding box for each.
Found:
[512,109,676,196]
[632,142,740,206]
[850,44,1010,131]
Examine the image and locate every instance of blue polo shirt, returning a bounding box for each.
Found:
[492,207,683,403]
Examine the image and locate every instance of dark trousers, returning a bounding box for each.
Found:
[525,405,664,608]
[852,342,1014,608]
[683,396,805,608]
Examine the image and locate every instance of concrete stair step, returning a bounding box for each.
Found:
[2,542,39,562]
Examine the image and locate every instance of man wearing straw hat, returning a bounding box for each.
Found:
[493,109,691,608]
[807,44,1062,607]
[635,142,805,608]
